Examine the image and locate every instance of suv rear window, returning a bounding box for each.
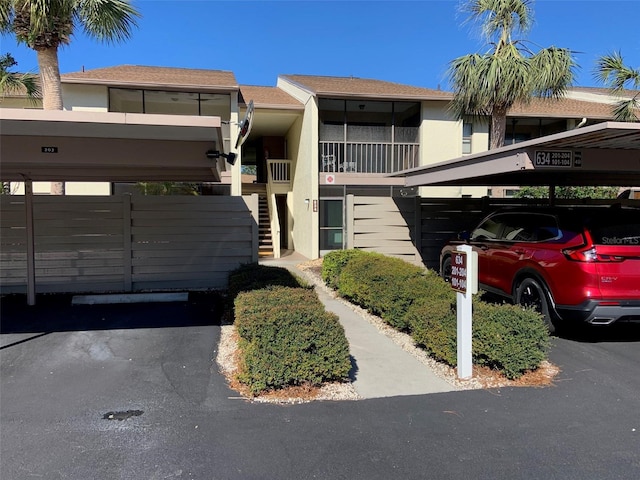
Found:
[472,213,560,242]
[583,210,640,246]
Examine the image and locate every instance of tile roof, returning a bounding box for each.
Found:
[280,74,452,100]
[569,86,639,98]
[239,85,303,109]
[508,96,619,119]
[61,65,239,90]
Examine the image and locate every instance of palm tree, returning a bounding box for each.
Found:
[1,0,139,110]
[0,0,140,194]
[1,52,40,195]
[595,51,639,122]
[0,52,39,100]
[448,0,577,149]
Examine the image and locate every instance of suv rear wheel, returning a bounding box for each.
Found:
[516,277,556,334]
[441,256,452,283]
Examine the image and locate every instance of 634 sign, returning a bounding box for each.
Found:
[451,251,468,293]
[534,150,572,168]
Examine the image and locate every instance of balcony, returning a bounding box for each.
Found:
[319,125,419,174]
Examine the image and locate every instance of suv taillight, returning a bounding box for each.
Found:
[562,246,624,262]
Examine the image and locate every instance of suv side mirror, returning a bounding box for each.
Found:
[458,231,471,242]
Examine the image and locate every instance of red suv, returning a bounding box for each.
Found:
[440,206,640,333]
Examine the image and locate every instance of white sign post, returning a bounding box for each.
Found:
[451,245,478,379]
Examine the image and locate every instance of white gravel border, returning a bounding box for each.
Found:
[216,260,557,403]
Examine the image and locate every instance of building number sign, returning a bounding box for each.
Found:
[451,251,467,294]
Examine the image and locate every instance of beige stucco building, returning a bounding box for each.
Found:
[2,65,635,261]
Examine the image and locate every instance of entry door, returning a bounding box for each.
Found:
[320,198,344,255]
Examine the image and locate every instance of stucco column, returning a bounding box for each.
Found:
[230,93,241,196]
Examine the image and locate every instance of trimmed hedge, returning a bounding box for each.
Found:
[406,297,457,365]
[471,300,549,379]
[234,287,351,395]
[322,249,550,379]
[408,298,549,379]
[227,263,307,301]
[337,252,451,331]
[321,249,368,290]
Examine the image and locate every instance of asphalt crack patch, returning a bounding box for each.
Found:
[102,410,144,421]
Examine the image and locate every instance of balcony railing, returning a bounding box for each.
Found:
[319,141,419,174]
[267,159,292,184]
[266,159,292,196]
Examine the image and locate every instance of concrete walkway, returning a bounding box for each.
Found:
[260,252,456,399]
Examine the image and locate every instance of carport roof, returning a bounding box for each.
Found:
[396,122,640,187]
[0,108,224,182]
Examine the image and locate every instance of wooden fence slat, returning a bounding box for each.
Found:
[1,194,256,295]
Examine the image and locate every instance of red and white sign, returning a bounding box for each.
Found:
[451,251,468,294]
[326,174,335,184]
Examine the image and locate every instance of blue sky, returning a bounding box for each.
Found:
[1,0,639,90]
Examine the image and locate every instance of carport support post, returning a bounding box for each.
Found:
[24,179,36,306]
[456,244,475,380]
[456,291,472,379]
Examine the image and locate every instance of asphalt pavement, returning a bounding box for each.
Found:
[2,288,640,479]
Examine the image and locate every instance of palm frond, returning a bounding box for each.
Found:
[0,0,14,33]
[611,98,639,122]
[594,51,640,92]
[530,47,577,98]
[465,0,533,42]
[0,52,40,98]
[0,72,39,97]
[447,43,533,119]
[76,0,140,43]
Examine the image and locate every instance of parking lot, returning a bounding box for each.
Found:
[1,294,639,479]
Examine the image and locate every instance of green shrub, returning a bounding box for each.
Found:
[329,250,549,379]
[407,297,457,365]
[234,287,351,395]
[227,263,307,302]
[472,300,549,379]
[321,249,367,290]
[338,252,436,330]
[407,297,549,379]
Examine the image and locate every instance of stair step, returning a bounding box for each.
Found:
[257,194,273,256]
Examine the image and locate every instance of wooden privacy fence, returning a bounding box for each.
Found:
[345,195,422,265]
[346,195,640,272]
[0,194,259,295]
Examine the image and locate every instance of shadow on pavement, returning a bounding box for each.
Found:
[0,291,224,336]
[556,321,640,343]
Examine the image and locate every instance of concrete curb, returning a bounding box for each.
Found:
[71,292,189,305]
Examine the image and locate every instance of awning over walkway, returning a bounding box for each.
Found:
[0,109,224,182]
[396,122,640,187]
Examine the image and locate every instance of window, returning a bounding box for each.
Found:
[479,213,561,243]
[109,88,143,113]
[319,199,344,253]
[462,122,473,154]
[108,88,230,119]
[471,217,501,241]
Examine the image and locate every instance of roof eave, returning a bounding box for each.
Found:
[314,92,453,101]
[245,103,305,111]
[61,77,240,92]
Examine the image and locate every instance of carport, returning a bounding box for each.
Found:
[0,109,257,305]
[397,122,640,192]
[0,108,226,182]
